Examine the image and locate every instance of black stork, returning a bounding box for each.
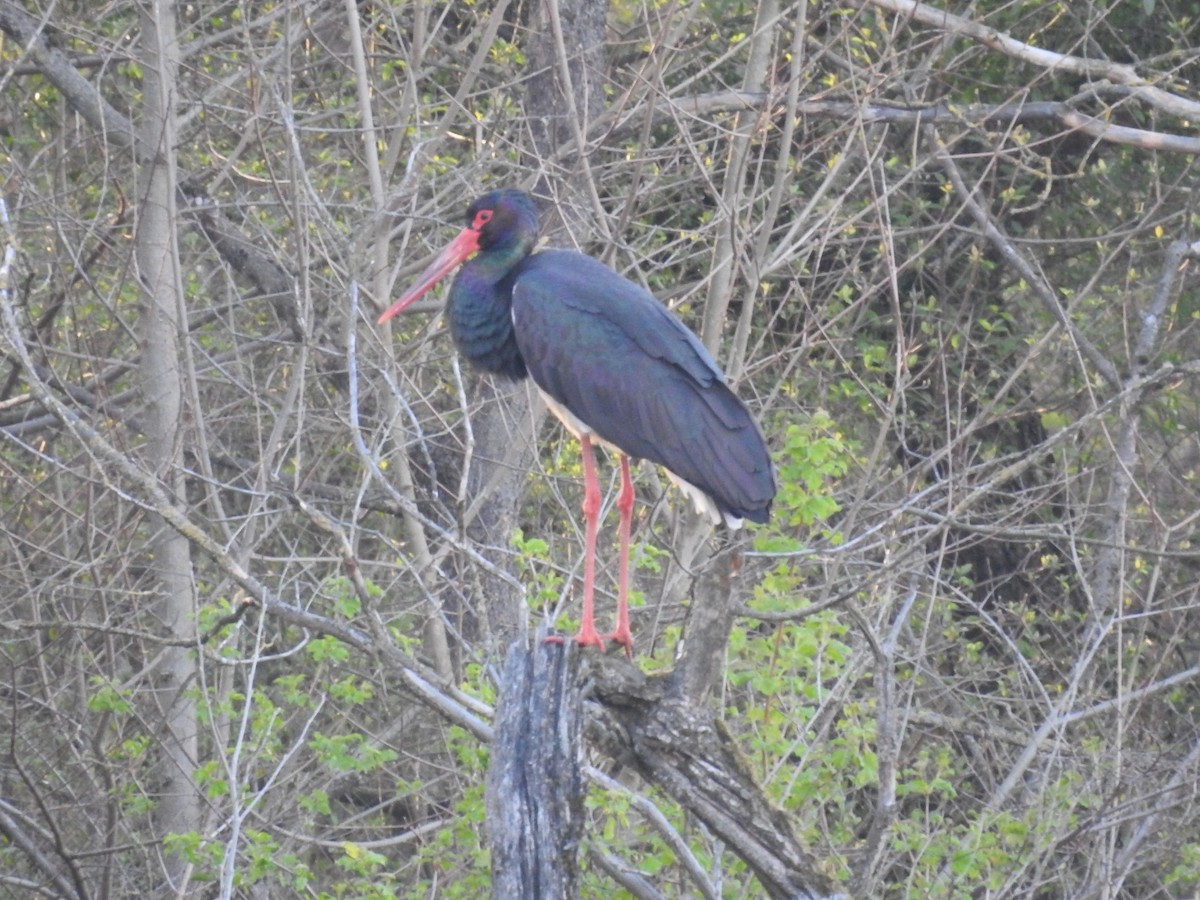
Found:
[378,189,775,654]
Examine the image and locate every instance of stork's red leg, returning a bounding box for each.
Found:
[604,454,635,657]
[570,434,606,649]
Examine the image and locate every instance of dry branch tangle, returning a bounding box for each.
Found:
[862,0,1200,119]
[663,90,1200,155]
[584,653,845,900]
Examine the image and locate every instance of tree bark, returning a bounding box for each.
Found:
[668,541,742,702]
[136,0,200,886]
[485,638,585,899]
[485,640,843,899]
[587,657,843,900]
[525,0,609,213]
[462,377,540,650]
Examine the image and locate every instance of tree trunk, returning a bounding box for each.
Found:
[136,0,200,886]
[485,638,585,899]
[462,377,540,650]
[485,642,843,899]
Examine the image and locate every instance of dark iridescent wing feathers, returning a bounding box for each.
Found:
[511,250,774,523]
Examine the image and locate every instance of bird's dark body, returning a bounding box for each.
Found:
[443,190,774,525]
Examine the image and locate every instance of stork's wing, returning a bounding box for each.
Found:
[510,250,774,523]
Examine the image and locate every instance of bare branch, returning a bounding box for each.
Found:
[0,800,82,900]
[929,127,1123,389]
[862,0,1200,121]
[587,657,845,900]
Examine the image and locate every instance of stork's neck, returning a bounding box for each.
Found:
[472,227,537,279]
[446,243,533,380]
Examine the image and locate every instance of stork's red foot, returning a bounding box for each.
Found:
[603,627,633,660]
[575,627,607,650]
[544,627,607,651]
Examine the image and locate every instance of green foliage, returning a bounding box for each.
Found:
[403,729,491,899]
[583,783,687,889]
[719,410,867,867]
[309,732,399,774]
[1167,843,1200,888]
[774,411,851,534]
[336,842,391,879]
[727,606,863,835]
[308,634,352,663]
[197,596,243,648]
[512,526,565,611]
[163,832,223,878]
[322,573,385,620]
[195,758,230,799]
[300,788,332,817]
[888,798,1072,897]
[87,677,134,714]
[164,829,315,893]
[753,414,852,583]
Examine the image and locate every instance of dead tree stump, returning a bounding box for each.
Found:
[484,637,842,899]
[485,637,584,899]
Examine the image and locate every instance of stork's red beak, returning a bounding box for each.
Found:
[377,226,483,324]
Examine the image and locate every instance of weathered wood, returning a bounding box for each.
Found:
[669,543,739,703]
[484,638,843,899]
[585,657,844,900]
[485,638,585,899]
